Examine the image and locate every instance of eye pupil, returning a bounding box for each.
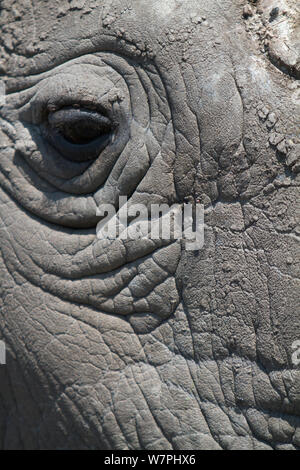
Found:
[59,120,108,145]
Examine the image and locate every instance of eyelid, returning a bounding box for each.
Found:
[18,73,115,125]
[48,107,112,128]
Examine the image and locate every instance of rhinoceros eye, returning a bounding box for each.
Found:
[44,107,113,162]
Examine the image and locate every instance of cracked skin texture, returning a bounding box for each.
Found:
[0,0,299,450]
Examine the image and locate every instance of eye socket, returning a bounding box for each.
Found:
[43,107,114,162]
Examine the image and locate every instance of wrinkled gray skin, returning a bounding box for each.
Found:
[0,0,299,450]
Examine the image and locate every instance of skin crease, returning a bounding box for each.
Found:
[0,0,299,450]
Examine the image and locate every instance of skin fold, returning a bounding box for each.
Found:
[0,0,299,449]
